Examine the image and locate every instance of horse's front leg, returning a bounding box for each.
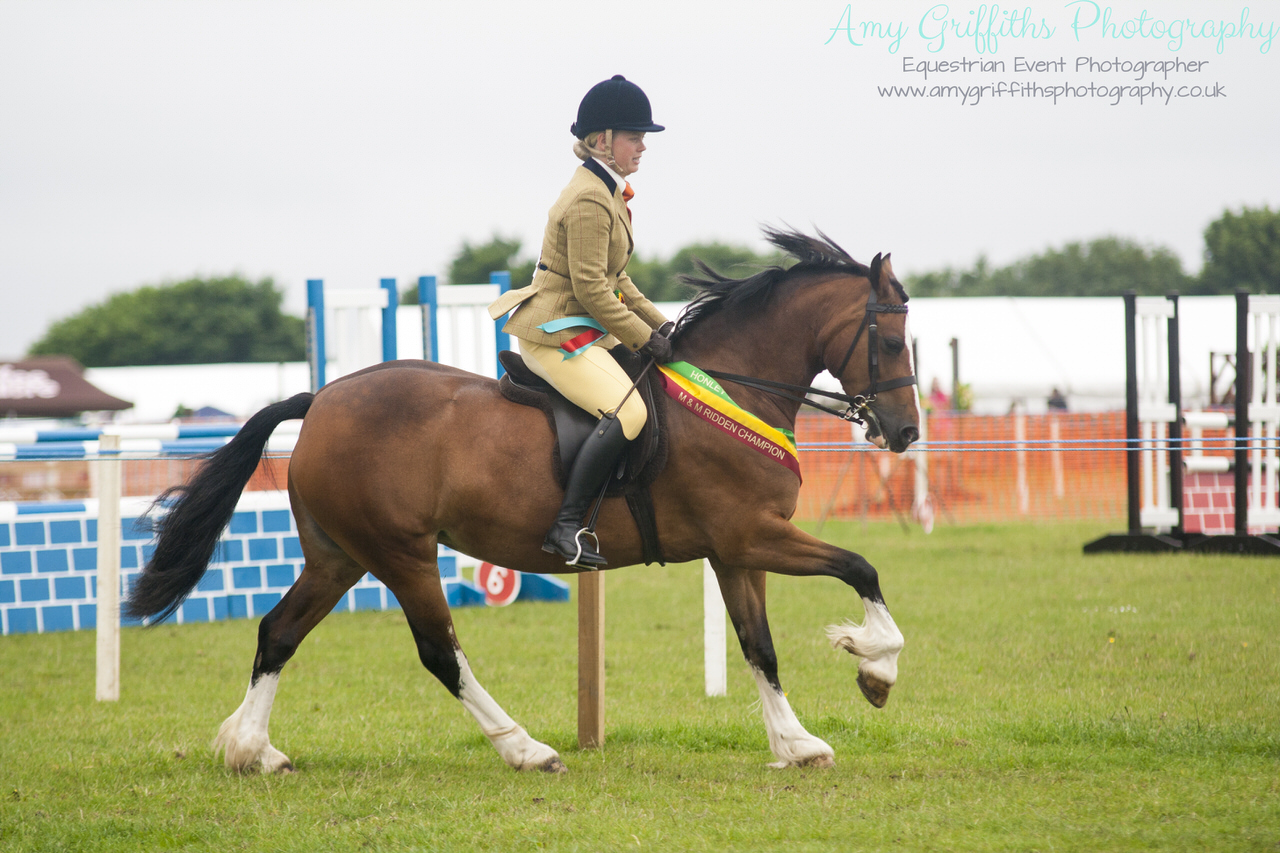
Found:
[710,560,834,769]
[722,517,906,709]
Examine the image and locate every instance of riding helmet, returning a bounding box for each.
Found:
[571,75,665,138]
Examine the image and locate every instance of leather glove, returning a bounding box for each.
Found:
[639,330,673,362]
[658,321,676,338]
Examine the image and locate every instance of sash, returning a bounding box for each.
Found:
[658,361,802,482]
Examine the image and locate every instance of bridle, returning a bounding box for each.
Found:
[700,298,917,429]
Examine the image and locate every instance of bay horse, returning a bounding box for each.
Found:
[126,228,920,773]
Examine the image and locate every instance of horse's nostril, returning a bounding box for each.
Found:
[900,426,920,446]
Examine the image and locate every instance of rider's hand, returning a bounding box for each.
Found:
[639,330,673,362]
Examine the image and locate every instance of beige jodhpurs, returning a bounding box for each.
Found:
[518,338,648,440]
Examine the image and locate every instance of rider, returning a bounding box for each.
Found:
[488,75,674,567]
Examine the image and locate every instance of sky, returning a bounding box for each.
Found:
[2,0,1278,361]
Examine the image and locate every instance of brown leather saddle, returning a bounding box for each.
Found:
[497,346,668,565]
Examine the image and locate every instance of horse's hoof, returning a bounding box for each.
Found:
[540,757,568,774]
[768,753,835,770]
[857,671,892,708]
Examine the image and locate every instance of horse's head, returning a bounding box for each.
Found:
[824,252,920,454]
[673,228,921,454]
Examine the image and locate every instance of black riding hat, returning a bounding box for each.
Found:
[571,75,665,138]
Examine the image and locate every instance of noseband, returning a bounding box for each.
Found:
[702,298,918,428]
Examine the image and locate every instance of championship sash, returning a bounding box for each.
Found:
[658,361,802,482]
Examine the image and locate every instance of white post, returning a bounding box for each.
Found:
[703,559,727,697]
[1264,311,1274,512]
[95,434,122,702]
[912,407,933,533]
[1050,416,1065,499]
[1014,406,1029,514]
[1252,311,1265,525]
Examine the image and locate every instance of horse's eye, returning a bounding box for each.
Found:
[882,337,905,355]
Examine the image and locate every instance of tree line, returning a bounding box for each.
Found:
[25,206,1280,367]
[418,236,787,304]
[441,205,1279,300]
[910,205,1279,297]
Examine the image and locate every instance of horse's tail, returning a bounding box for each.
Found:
[124,392,315,623]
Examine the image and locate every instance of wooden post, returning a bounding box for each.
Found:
[95,434,121,702]
[577,571,605,748]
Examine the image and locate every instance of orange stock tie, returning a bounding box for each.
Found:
[623,182,633,220]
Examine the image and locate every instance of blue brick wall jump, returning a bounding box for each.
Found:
[1,492,567,636]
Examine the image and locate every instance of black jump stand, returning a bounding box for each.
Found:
[1083,531,1183,553]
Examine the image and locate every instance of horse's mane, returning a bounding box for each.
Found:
[671,227,906,340]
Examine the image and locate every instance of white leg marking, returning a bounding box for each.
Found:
[750,668,835,769]
[455,651,564,772]
[212,672,294,773]
[826,598,905,691]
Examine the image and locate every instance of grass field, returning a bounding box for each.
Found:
[2,520,1278,851]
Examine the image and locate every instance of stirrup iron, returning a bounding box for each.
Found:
[568,528,602,569]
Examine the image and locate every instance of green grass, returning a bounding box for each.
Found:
[2,521,1278,851]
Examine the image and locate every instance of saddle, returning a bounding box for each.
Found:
[497,347,669,565]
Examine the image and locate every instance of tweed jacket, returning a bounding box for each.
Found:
[488,160,667,353]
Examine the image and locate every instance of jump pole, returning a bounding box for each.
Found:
[419,276,438,362]
[306,279,326,392]
[491,271,512,379]
[1237,289,1250,536]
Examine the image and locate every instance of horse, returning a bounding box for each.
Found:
[125,228,920,774]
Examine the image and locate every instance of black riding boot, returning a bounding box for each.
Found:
[542,415,629,567]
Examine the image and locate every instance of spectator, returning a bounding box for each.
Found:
[927,378,950,411]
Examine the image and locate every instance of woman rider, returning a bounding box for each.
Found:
[488,75,673,567]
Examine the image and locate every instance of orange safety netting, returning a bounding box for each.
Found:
[792,410,1129,524]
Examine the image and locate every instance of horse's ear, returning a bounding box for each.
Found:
[868,252,885,298]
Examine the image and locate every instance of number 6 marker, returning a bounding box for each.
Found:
[476,562,521,607]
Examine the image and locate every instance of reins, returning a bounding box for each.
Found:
[702,299,917,428]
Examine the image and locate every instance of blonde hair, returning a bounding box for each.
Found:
[572,129,614,166]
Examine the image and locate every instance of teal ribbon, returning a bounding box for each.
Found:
[538,316,609,359]
[538,317,607,334]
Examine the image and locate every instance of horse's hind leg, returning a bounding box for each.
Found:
[711,560,835,769]
[372,543,566,774]
[214,532,363,773]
